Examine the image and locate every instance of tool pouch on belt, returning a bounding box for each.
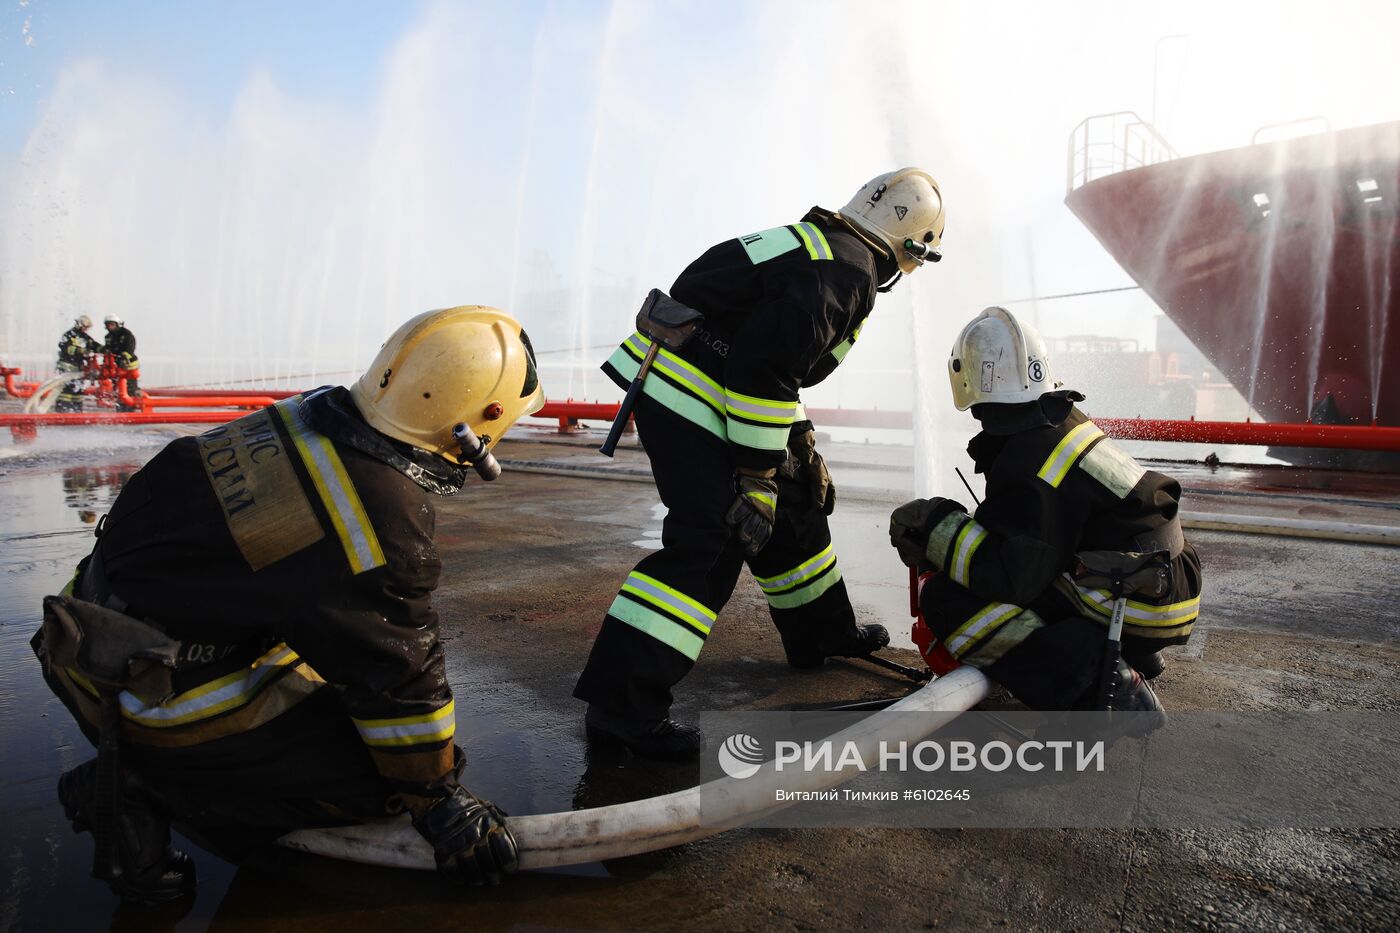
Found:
[38,595,180,705]
[1072,551,1172,600]
[38,595,180,882]
[635,289,703,349]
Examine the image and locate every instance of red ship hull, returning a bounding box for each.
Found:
[1066,121,1400,428]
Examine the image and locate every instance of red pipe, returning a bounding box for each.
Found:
[1,411,241,427]
[146,387,300,399]
[142,395,276,409]
[7,394,1400,453]
[1095,417,1400,452]
[529,402,1400,452]
[2,367,41,398]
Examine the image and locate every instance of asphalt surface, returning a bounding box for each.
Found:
[0,425,1397,931]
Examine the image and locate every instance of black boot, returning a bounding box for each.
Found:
[787,623,891,669]
[58,762,197,904]
[584,706,704,761]
[1099,660,1168,735]
[1123,649,1166,680]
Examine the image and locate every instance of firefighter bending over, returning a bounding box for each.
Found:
[56,314,100,412]
[889,307,1202,712]
[33,307,544,902]
[103,314,142,411]
[575,168,947,759]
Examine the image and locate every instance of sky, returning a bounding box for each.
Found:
[0,0,1397,448]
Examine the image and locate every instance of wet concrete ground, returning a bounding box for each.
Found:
[0,425,1397,931]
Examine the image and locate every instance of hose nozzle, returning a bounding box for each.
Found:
[452,422,502,481]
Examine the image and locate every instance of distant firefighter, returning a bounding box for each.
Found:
[102,314,141,411]
[574,167,947,760]
[55,314,100,412]
[32,307,543,902]
[889,307,1202,713]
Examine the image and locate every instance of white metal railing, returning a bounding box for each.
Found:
[1067,111,1180,194]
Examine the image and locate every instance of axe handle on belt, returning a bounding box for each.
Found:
[599,342,659,457]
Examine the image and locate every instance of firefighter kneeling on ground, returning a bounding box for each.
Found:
[56,314,101,412]
[574,168,947,760]
[103,314,142,411]
[32,307,544,903]
[888,307,1202,713]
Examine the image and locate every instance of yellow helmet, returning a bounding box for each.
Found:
[350,306,544,463]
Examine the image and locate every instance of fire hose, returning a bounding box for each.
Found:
[276,665,990,870]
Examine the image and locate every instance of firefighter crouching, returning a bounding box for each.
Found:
[102,314,142,411]
[56,315,101,412]
[32,307,544,902]
[889,307,1202,712]
[574,168,947,760]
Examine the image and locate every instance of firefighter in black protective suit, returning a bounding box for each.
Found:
[575,168,947,759]
[32,307,544,902]
[56,314,101,412]
[103,314,142,411]
[889,307,1203,711]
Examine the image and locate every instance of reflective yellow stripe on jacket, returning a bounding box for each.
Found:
[275,396,386,574]
[66,642,316,729]
[1057,574,1200,639]
[1037,421,1105,488]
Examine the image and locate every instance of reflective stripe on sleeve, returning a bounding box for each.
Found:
[947,520,989,587]
[276,395,386,574]
[353,701,456,748]
[754,543,842,610]
[725,389,799,425]
[924,511,969,572]
[793,222,833,261]
[1036,421,1105,488]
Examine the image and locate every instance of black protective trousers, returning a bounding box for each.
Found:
[574,398,860,721]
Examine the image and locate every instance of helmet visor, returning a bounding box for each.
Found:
[518,329,540,399]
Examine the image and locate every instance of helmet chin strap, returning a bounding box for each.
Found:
[876,270,903,293]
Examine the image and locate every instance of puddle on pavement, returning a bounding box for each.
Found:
[0,441,693,931]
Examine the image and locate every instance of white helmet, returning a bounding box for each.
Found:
[75,315,93,329]
[350,306,545,463]
[838,167,945,275]
[104,314,123,326]
[947,306,1054,410]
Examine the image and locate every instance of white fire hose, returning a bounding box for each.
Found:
[277,665,991,870]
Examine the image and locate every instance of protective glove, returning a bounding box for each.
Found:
[725,467,779,556]
[411,786,519,886]
[790,429,835,516]
[888,497,967,568]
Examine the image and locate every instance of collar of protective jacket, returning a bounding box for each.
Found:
[967,390,1086,470]
[298,386,471,496]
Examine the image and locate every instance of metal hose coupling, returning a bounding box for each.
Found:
[452,423,502,481]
